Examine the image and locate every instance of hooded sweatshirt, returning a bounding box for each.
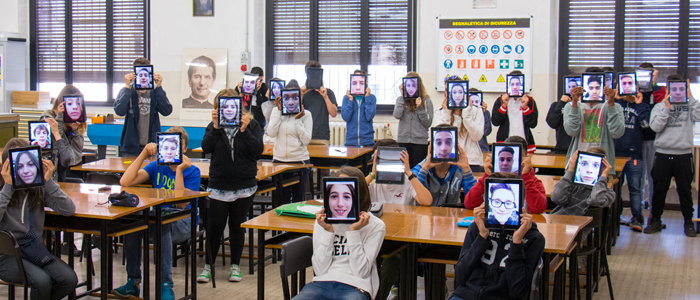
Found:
[451,222,545,300]
[563,102,624,174]
[649,95,700,155]
[40,109,85,181]
[550,171,615,216]
[267,107,313,161]
[393,96,434,145]
[464,171,547,214]
[411,159,477,206]
[492,96,538,153]
[0,180,75,239]
[114,86,173,154]
[436,107,485,166]
[614,100,651,160]
[341,94,377,147]
[545,99,573,154]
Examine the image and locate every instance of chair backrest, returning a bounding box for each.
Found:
[583,206,609,249]
[527,258,544,300]
[0,230,28,286]
[280,236,313,300]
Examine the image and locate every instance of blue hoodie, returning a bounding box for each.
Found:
[341,94,377,147]
[614,99,651,160]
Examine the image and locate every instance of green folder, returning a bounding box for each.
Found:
[274,203,322,219]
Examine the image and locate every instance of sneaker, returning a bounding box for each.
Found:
[61,243,82,257]
[629,217,644,232]
[111,278,140,299]
[644,219,663,234]
[161,282,175,300]
[387,286,398,300]
[684,223,697,237]
[229,264,242,282]
[197,265,211,283]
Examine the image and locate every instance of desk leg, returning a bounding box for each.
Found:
[257,229,267,300]
[155,205,162,300]
[570,243,579,300]
[273,174,283,208]
[361,154,368,175]
[541,253,550,300]
[67,232,76,300]
[143,212,150,300]
[190,199,197,299]
[100,221,109,300]
[97,145,106,160]
[399,243,416,300]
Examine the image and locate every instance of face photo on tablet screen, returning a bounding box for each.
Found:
[242,74,258,94]
[507,75,524,97]
[135,66,153,89]
[350,74,366,95]
[403,77,419,98]
[566,78,578,94]
[10,147,45,189]
[619,73,637,95]
[219,97,241,126]
[63,95,86,123]
[433,130,456,159]
[325,181,357,220]
[487,182,520,226]
[574,153,603,186]
[269,80,285,99]
[282,89,301,114]
[469,93,482,108]
[583,74,603,101]
[493,145,521,174]
[669,81,687,103]
[448,82,468,108]
[158,134,181,164]
[29,122,51,150]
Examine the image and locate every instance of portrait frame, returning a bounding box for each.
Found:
[193,0,214,17]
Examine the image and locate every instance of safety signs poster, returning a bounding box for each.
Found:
[436,17,533,93]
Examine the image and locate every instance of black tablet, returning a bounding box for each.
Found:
[350,74,367,96]
[269,80,286,99]
[218,97,242,127]
[431,126,458,162]
[604,71,615,89]
[447,81,469,109]
[9,146,45,190]
[323,177,360,223]
[563,75,581,95]
[484,177,524,230]
[636,68,654,91]
[241,73,259,95]
[281,88,302,115]
[573,151,604,186]
[668,80,688,104]
[402,77,421,99]
[62,94,86,123]
[134,65,154,90]
[28,121,52,151]
[617,72,638,96]
[375,147,406,185]
[581,73,605,103]
[468,92,483,108]
[492,143,523,176]
[306,67,324,90]
[506,74,525,97]
[157,132,182,166]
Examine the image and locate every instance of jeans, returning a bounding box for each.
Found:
[620,159,644,218]
[642,140,655,212]
[292,281,370,300]
[0,254,78,300]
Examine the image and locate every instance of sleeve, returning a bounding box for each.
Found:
[462,107,484,142]
[491,97,507,126]
[606,103,625,139]
[201,123,223,154]
[341,95,354,122]
[482,110,492,137]
[43,180,76,216]
[54,139,74,168]
[153,86,174,117]
[460,169,477,194]
[464,174,486,209]
[67,133,85,166]
[416,97,433,128]
[266,108,282,138]
[454,223,491,287]
[504,232,545,299]
[256,83,269,106]
[361,95,377,122]
[587,176,616,208]
[649,104,669,133]
[114,87,134,116]
[637,103,652,128]
[311,221,337,276]
[184,167,202,191]
[296,112,314,145]
[0,184,13,223]
[347,220,386,278]
[550,171,574,207]
[546,101,565,129]
[328,89,338,106]
[563,103,581,137]
[522,97,538,129]
[689,96,700,122]
[436,108,451,125]
[522,169,547,214]
[393,97,406,119]
[142,161,156,181]
[412,159,430,187]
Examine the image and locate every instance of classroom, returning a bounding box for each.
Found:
[0,0,699,299]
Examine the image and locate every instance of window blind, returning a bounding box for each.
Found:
[567,0,616,73]
[368,0,408,66]
[36,0,67,83]
[318,0,361,65]
[688,0,700,75]
[113,0,146,85]
[273,0,311,65]
[71,0,107,83]
[622,0,679,76]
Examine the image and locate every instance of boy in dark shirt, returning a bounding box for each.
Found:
[546,93,573,154]
[301,61,338,146]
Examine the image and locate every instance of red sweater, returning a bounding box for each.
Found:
[464,170,547,214]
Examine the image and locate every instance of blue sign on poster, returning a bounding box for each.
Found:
[491,45,500,54]
[467,45,476,54]
[515,45,525,54]
[479,45,488,54]
[444,59,453,69]
[503,45,512,54]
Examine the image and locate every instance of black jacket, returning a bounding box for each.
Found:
[452,222,545,300]
[492,96,538,152]
[545,99,572,154]
[235,83,269,129]
[201,120,264,190]
[114,87,173,154]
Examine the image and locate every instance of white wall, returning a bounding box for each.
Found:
[0,0,20,33]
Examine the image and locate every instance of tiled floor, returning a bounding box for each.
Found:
[1,208,700,300]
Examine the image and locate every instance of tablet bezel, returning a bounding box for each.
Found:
[8,145,46,190]
[218,96,242,127]
[375,146,406,185]
[491,142,524,176]
[156,132,183,166]
[483,177,524,230]
[323,177,360,224]
[430,126,459,163]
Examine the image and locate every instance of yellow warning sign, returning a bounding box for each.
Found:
[462,74,469,81]
[479,75,487,82]
[497,74,505,83]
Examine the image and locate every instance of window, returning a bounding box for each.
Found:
[267,0,415,108]
[622,1,679,80]
[566,0,616,75]
[31,0,148,104]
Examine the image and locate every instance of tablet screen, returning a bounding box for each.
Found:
[604,72,614,89]
[350,74,367,96]
[241,74,258,95]
[218,97,242,127]
[134,65,154,90]
[484,178,523,229]
[157,132,182,166]
[62,94,86,123]
[269,80,286,99]
[574,152,604,186]
[323,177,360,223]
[376,147,405,184]
[564,76,581,95]
[281,89,302,115]
[492,143,522,175]
[447,81,469,109]
[668,81,688,103]
[431,127,458,162]
[28,121,52,151]
[582,73,604,102]
[9,146,45,190]
[306,67,324,90]
[469,92,483,108]
[636,69,653,90]
[618,72,638,96]
[403,77,421,99]
[506,74,525,97]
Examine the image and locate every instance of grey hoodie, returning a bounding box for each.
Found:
[393,96,433,144]
[649,96,700,155]
[551,171,615,216]
[0,180,75,239]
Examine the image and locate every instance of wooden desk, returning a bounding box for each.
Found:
[45,183,209,300]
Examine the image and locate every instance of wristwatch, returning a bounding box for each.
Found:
[408,172,417,181]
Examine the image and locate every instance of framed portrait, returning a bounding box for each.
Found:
[193,0,214,16]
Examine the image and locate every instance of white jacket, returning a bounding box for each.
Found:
[436,107,485,166]
[267,108,313,161]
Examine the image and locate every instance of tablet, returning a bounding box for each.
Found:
[62,94,86,123]
[636,68,653,91]
[573,151,604,186]
[484,177,524,230]
[492,142,523,176]
[581,73,605,103]
[468,92,482,108]
[447,81,469,109]
[281,88,302,115]
[323,177,360,223]
[218,97,242,127]
[604,71,615,89]
[9,146,45,190]
[134,65,154,90]
[563,75,581,95]
[241,73,259,95]
[28,121,52,151]
[617,72,638,96]
[157,132,182,166]
[269,80,286,99]
[375,147,406,185]
[668,80,688,104]
[431,126,458,162]
[506,74,525,97]
[402,77,421,99]
[350,74,367,96]
[306,67,324,90]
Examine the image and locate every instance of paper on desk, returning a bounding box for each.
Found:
[329,147,347,157]
[297,205,323,215]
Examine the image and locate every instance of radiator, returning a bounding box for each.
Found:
[329,122,390,146]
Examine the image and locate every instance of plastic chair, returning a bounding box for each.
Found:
[279,236,313,300]
[0,230,29,300]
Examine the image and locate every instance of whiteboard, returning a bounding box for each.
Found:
[435,17,534,93]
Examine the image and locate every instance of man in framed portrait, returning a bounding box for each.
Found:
[193,0,213,16]
[182,55,216,109]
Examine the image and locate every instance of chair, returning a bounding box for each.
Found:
[279,236,313,300]
[577,206,614,300]
[0,230,29,300]
[525,258,544,300]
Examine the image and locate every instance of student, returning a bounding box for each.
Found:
[301,61,338,146]
[437,79,485,171]
[262,78,284,143]
[411,125,476,206]
[394,72,434,168]
[198,89,264,283]
[112,127,200,300]
[342,70,377,147]
[267,80,313,203]
[449,192,544,300]
[639,63,661,223]
[464,136,547,214]
[293,166,386,300]
[546,92,573,154]
[563,67,624,174]
[235,66,269,128]
[0,138,78,300]
[551,149,615,216]
[492,70,538,153]
[614,91,651,230]
[115,57,173,157]
[645,76,700,237]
